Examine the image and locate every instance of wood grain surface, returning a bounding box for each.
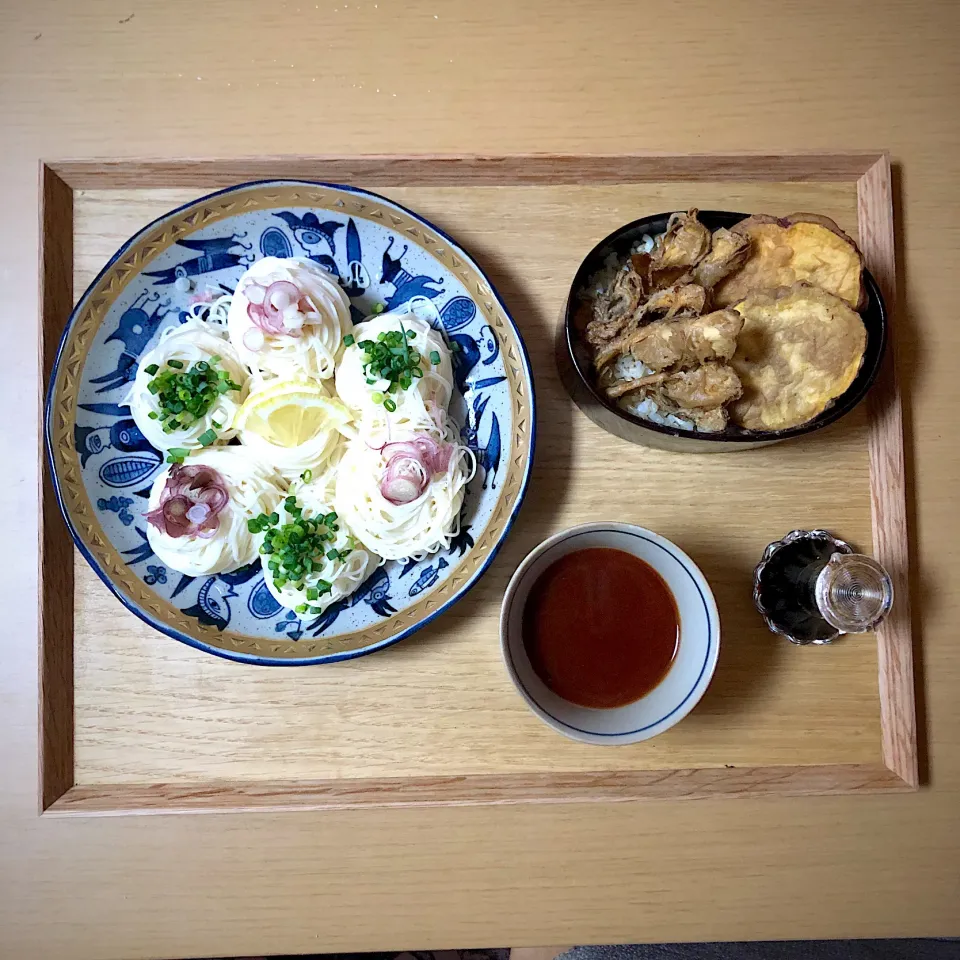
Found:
[68,181,883,789]
[3,0,960,957]
[857,156,918,786]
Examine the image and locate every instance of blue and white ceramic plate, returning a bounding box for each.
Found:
[46,180,535,664]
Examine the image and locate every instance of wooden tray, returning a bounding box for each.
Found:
[39,153,917,816]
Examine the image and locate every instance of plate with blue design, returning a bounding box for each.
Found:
[46,180,535,664]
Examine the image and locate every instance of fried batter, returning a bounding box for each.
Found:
[584,266,647,345]
[643,282,708,319]
[624,309,743,372]
[692,228,751,288]
[606,363,742,432]
[593,283,709,369]
[631,252,693,292]
[714,213,864,308]
[584,208,869,435]
[605,373,664,399]
[652,209,712,270]
[660,363,743,410]
[729,284,867,431]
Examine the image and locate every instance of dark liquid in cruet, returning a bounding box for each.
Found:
[756,535,840,643]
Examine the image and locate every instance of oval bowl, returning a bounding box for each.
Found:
[500,523,720,744]
[46,180,535,665]
[558,210,887,452]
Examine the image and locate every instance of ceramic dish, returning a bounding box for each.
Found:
[46,180,535,664]
[500,523,720,744]
[558,210,887,453]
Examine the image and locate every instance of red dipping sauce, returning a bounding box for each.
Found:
[522,547,679,709]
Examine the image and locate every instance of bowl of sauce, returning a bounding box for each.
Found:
[500,523,720,744]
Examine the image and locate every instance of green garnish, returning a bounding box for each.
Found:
[147,355,241,434]
[166,447,190,464]
[371,302,385,314]
[300,468,313,482]
[342,334,355,346]
[357,321,432,409]
[197,428,217,447]
[429,350,441,365]
[250,499,342,596]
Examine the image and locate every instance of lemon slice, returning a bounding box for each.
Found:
[234,380,352,448]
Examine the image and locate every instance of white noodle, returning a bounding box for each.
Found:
[146,448,286,576]
[134,260,478,612]
[334,426,476,562]
[235,378,353,481]
[227,257,352,382]
[335,312,453,446]
[258,475,380,615]
[126,316,250,451]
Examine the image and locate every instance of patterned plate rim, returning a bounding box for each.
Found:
[45,179,537,665]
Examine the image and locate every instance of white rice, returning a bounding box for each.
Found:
[631,233,656,255]
[619,394,696,431]
[611,354,652,382]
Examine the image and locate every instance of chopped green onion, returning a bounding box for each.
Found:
[250,501,342,593]
[300,468,313,482]
[197,428,217,447]
[144,363,159,376]
[342,334,355,346]
[383,398,397,412]
[429,350,441,365]
[371,303,385,314]
[146,355,238,430]
[370,391,384,404]
[166,447,190,464]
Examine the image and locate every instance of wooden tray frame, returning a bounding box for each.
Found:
[38,152,917,816]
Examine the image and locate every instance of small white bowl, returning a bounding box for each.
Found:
[500,523,720,745]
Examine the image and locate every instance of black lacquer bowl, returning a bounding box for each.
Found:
[558,210,887,453]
